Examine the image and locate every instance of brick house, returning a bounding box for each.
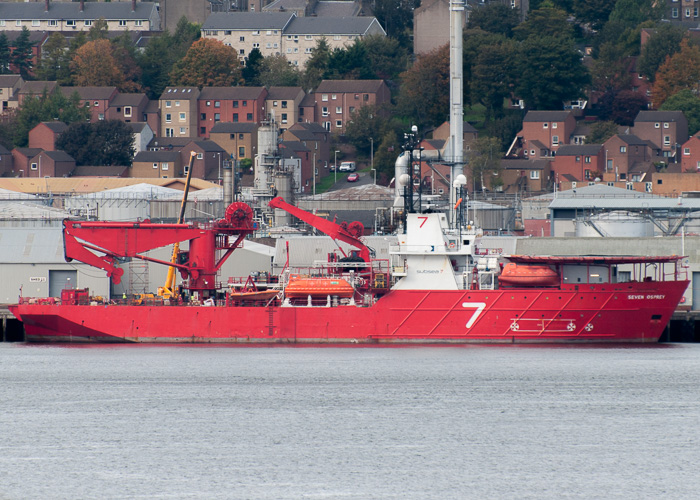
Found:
[551,144,605,183]
[603,134,661,181]
[108,93,150,123]
[209,122,258,160]
[632,110,688,162]
[197,86,268,139]
[143,100,161,138]
[282,122,330,171]
[159,87,200,139]
[680,134,700,172]
[28,121,68,151]
[28,150,76,178]
[0,74,23,113]
[313,80,391,132]
[17,81,58,107]
[500,159,552,194]
[131,150,182,178]
[0,144,14,175]
[0,1,161,33]
[11,147,42,177]
[61,86,119,122]
[265,86,305,130]
[519,110,577,155]
[181,140,227,182]
[298,93,316,123]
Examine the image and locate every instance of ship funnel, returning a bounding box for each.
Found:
[393,151,410,207]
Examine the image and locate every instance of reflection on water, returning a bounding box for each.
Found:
[1,343,699,499]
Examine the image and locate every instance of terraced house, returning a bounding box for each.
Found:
[0,0,160,32]
[201,12,385,65]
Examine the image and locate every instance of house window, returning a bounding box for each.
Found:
[552,123,557,129]
[672,7,679,17]
[135,20,143,27]
[645,182,653,192]
[584,156,591,163]
[246,113,252,120]
[214,113,220,122]
[239,134,244,140]
[201,113,206,120]
[15,20,21,27]
[32,20,39,27]
[334,35,341,41]
[305,47,312,53]
[175,101,180,107]
[233,113,238,122]
[214,101,220,108]
[620,146,627,153]
[654,122,660,128]
[66,20,76,27]
[281,101,287,109]
[240,36,245,42]
[530,170,540,180]
[153,163,158,169]
[165,113,172,122]
[165,128,174,137]
[336,120,342,128]
[684,148,690,155]
[239,146,245,157]
[584,169,591,179]
[306,35,313,40]
[322,107,329,117]
[576,156,581,162]
[252,30,259,35]
[94,101,99,107]
[200,127,206,135]
[281,113,288,123]
[253,43,260,48]
[242,101,247,106]
[363,94,369,101]
[124,107,132,117]
[165,101,171,108]
[119,20,127,27]
[233,101,239,108]
[552,135,559,145]
[322,94,328,102]
[273,101,278,107]
[336,107,342,114]
[571,182,577,189]
[31,162,37,170]
[179,127,186,135]
[162,163,169,171]
[197,153,203,159]
[179,112,186,121]
[626,182,634,190]
[48,20,57,27]
[664,122,670,128]
[543,123,549,128]
[664,136,671,146]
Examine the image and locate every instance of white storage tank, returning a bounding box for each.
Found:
[574,211,654,237]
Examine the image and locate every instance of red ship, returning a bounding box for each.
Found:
[9,197,689,344]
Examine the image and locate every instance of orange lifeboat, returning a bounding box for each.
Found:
[285,275,355,298]
[498,263,560,287]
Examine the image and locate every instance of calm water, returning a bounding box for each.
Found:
[1,343,700,500]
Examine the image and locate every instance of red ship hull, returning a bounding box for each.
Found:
[10,280,687,344]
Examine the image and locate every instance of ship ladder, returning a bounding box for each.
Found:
[267,306,275,337]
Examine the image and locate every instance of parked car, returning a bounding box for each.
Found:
[347,173,360,182]
[339,162,356,172]
[329,164,336,172]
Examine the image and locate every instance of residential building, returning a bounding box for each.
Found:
[200,12,385,66]
[28,121,68,151]
[282,122,330,171]
[17,80,58,106]
[500,159,551,194]
[0,1,161,32]
[108,93,150,123]
[632,110,688,162]
[680,133,700,172]
[298,93,316,123]
[159,87,200,139]
[181,140,227,182]
[0,73,23,113]
[29,150,76,178]
[551,144,605,184]
[209,122,258,160]
[131,150,182,178]
[265,86,305,130]
[519,110,577,155]
[61,86,119,122]
[0,144,13,176]
[312,80,391,132]
[663,0,700,24]
[603,134,660,181]
[127,122,154,155]
[11,147,42,177]
[197,86,268,139]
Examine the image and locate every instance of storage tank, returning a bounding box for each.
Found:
[574,211,654,237]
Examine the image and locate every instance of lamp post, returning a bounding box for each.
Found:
[313,152,316,196]
[334,149,339,184]
[370,137,375,184]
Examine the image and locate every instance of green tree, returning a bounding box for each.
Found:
[362,35,409,81]
[660,89,700,136]
[71,39,140,91]
[36,33,71,83]
[467,3,520,38]
[57,120,135,166]
[300,38,331,90]
[467,137,502,193]
[170,38,242,88]
[13,90,89,147]
[515,35,590,110]
[345,105,386,155]
[608,0,663,28]
[372,0,419,44]
[11,27,34,79]
[590,43,632,94]
[470,40,516,120]
[572,0,615,30]
[241,48,264,85]
[484,111,525,151]
[396,45,450,129]
[638,25,685,82]
[372,129,401,178]
[256,54,300,86]
[326,40,374,80]
[0,33,10,74]
[513,7,574,41]
[87,18,109,41]
[587,120,619,144]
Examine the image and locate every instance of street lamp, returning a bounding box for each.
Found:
[370,137,375,185]
[334,150,339,184]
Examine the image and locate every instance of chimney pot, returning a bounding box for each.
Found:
[132,0,136,12]
[44,0,49,12]
[80,0,84,12]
